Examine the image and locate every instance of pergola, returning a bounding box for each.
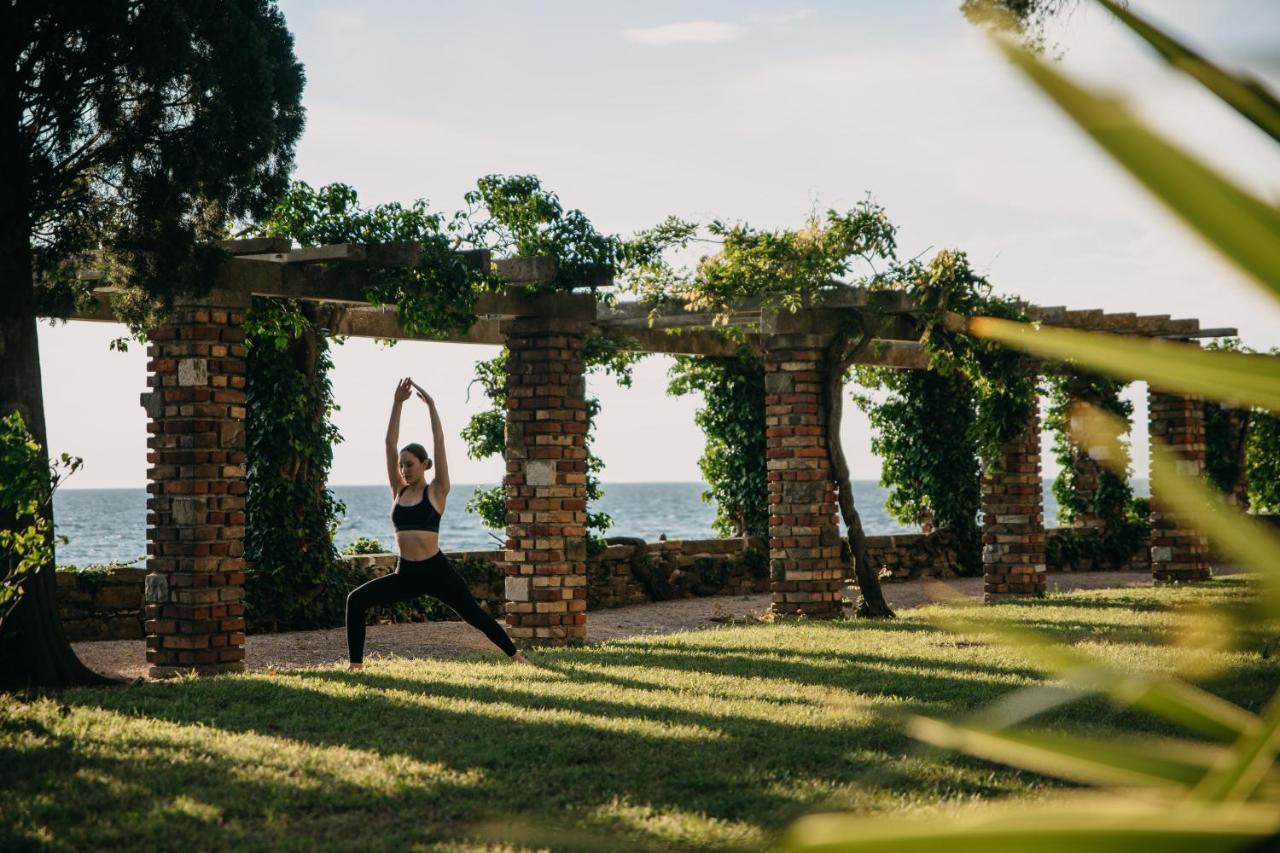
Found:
[64,239,1234,677]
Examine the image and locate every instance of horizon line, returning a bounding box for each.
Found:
[57,477,1149,491]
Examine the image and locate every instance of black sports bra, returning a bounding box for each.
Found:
[392,486,442,533]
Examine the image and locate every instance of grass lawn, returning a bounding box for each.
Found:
[2,579,1276,852]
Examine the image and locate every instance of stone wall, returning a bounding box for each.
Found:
[57,567,148,641]
[345,539,770,620]
[585,538,771,609]
[861,528,1152,579]
[63,523,1214,641]
[60,540,769,640]
[863,532,965,580]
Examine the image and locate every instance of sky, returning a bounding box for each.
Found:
[37,0,1280,489]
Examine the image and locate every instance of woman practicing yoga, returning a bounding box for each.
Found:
[346,377,529,670]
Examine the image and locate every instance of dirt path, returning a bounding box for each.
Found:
[73,567,1242,681]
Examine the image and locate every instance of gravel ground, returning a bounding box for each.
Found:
[73,566,1243,681]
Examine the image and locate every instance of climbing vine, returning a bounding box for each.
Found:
[1042,369,1149,568]
[1205,401,1250,498]
[852,367,983,575]
[1203,339,1280,512]
[873,249,1038,467]
[667,345,768,539]
[240,179,531,629]
[631,206,1044,608]
[453,176,680,544]
[462,337,643,548]
[259,181,501,337]
[634,202,905,616]
[242,297,347,631]
[1246,407,1280,512]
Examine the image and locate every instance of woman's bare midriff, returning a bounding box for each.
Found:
[396,529,440,561]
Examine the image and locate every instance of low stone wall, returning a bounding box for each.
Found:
[342,550,507,622]
[58,539,772,639]
[57,567,148,641]
[60,523,1208,640]
[863,532,965,580]
[1045,527,1153,573]
[860,527,1156,578]
[345,538,771,619]
[586,537,771,609]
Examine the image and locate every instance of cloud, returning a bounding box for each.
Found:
[624,20,748,45]
[745,10,811,26]
[624,10,809,46]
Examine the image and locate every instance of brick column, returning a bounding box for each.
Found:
[501,312,590,645]
[762,312,844,618]
[1149,389,1210,581]
[141,293,248,677]
[982,408,1046,599]
[1066,436,1107,532]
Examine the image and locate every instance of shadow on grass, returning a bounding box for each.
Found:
[0,707,481,851]
[19,578,1278,852]
[35,621,1067,851]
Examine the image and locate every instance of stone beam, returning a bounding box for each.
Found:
[475,287,597,321]
[56,245,1236,342]
[327,307,505,347]
[596,328,745,358]
[849,340,930,369]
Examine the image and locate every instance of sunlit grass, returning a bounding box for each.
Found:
[1,579,1275,851]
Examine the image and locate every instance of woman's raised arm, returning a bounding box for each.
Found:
[385,378,412,496]
[411,381,449,499]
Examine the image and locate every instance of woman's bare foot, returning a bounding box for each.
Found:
[511,651,533,667]
[347,662,363,672]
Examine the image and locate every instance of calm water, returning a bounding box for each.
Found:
[51,480,1148,568]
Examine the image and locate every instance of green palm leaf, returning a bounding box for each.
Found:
[1072,405,1280,617]
[931,615,1259,740]
[782,801,1280,853]
[907,716,1220,789]
[991,33,1280,299]
[1095,0,1280,144]
[969,317,1280,412]
[1194,689,1280,802]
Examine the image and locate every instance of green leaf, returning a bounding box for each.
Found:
[782,800,1280,853]
[990,34,1280,300]
[1072,405,1280,618]
[932,615,1259,740]
[907,716,1219,789]
[1095,0,1280,145]
[968,317,1280,412]
[1194,691,1280,802]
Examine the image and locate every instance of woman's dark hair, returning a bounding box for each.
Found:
[400,443,430,464]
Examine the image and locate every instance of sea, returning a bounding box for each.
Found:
[51,480,1149,569]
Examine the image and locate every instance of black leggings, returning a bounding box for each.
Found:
[345,552,518,663]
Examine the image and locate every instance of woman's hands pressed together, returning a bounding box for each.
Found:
[409,379,433,408]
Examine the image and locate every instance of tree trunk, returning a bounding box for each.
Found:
[0,261,115,689]
[825,332,895,619]
[0,60,114,685]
